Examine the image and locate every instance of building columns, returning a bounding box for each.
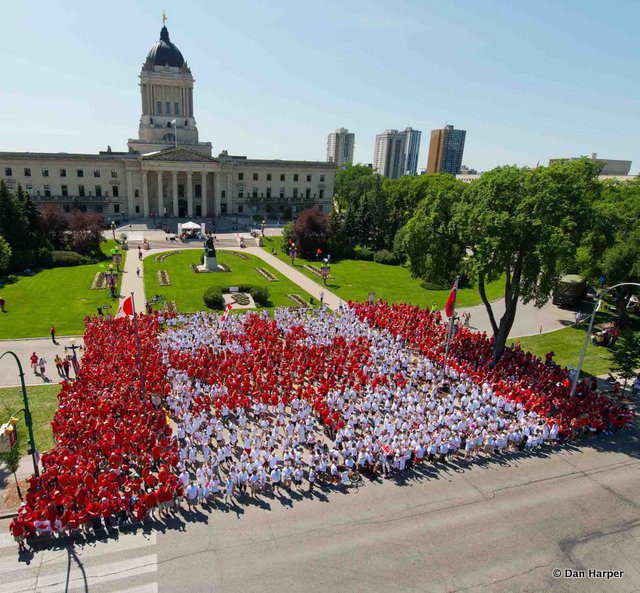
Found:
[125,169,134,219]
[141,171,149,217]
[172,171,179,217]
[156,171,163,216]
[187,171,193,217]
[213,171,221,216]
[201,170,208,217]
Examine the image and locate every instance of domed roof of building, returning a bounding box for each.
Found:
[146,26,185,68]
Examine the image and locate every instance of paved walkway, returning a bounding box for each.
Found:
[457,298,579,338]
[0,337,83,388]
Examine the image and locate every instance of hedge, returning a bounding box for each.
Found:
[203,287,225,310]
[50,250,93,267]
[373,249,398,265]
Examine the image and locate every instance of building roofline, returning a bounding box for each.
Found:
[0,151,139,161]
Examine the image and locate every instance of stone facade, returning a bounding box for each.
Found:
[0,23,335,222]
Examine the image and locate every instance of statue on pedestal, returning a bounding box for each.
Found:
[204,235,217,257]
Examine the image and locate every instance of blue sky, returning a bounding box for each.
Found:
[1,0,638,172]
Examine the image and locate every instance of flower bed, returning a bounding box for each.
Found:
[157,270,171,286]
[231,293,251,306]
[155,250,182,263]
[254,267,279,282]
[227,251,249,260]
[90,272,106,290]
[303,264,323,277]
[162,300,178,314]
[288,293,308,308]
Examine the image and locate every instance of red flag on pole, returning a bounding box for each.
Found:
[116,295,134,318]
[221,302,233,320]
[445,283,457,318]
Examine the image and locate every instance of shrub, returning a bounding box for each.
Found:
[249,286,270,306]
[354,245,374,261]
[373,249,398,265]
[420,280,449,291]
[49,250,92,267]
[203,287,224,310]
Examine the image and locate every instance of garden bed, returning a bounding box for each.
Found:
[90,272,106,290]
[288,294,308,308]
[155,250,182,262]
[255,267,279,282]
[162,300,178,314]
[231,293,251,306]
[157,270,171,286]
[302,264,324,278]
[191,263,231,273]
[227,251,249,260]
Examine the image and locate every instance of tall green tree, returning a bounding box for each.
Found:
[333,164,377,212]
[0,235,11,274]
[458,159,598,361]
[610,330,640,394]
[401,175,467,284]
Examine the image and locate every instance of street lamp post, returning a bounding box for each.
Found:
[569,282,640,398]
[0,351,40,477]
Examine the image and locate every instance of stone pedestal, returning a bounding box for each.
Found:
[203,255,219,271]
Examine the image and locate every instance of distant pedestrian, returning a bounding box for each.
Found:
[38,356,47,376]
[54,355,64,377]
[30,352,38,374]
[97,306,104,317]
[0,296,5,312]
[62,356,71,380]
[138,246,143,261]
[136,267,141,278]
[319,291,324,305]
[50,325,57,344]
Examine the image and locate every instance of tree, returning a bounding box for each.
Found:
[68,211,105,256]
[578,178,640,326]
[611,330,640,394]
[334,164,376,212]
[341,174,387,250]
[399,175,467,284]
[291,208,328,259]
[40,204,70,250]
[0,234,11,274]
[457,159,598,361]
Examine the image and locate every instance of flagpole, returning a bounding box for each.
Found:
[130,292,147,399]
[441,275,460,382]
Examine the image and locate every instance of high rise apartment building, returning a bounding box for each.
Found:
[426,125,466,175]
[327,128,355,167]
[373,127,422,179]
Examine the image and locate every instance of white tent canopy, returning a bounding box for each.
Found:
[181,221,201,230]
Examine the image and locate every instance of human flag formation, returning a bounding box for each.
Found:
[221,302,233,320]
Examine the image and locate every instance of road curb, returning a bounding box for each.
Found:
[0,506,19,520]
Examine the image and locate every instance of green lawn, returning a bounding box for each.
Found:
[515,326,613,377]
[0,385,59,466]
[0,240,126,339]
[262,237,504,309]
[144,249,315,312]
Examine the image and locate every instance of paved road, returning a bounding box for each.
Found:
[0,337,83,388]
[151,424,640,593]
[458,298,579,339]
[2,423,636,593]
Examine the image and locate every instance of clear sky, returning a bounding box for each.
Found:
[1,0,638,173]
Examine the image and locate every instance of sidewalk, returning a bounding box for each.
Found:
[237,247,343,310]
[121,242,146,312]
[0,449,41,518]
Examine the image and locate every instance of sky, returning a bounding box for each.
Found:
[1,0,638,173]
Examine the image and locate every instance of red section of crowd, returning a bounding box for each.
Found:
[350,301,633,436]
[167,314,394,430]
[10,315,179,540]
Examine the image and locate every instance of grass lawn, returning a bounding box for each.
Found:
[0,240,126,339]
[515,326,613,377]
[0,384,59,463]
[144,249,315,312]
[261,237,504,309]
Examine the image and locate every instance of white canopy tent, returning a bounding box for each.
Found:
[181,221,201,230]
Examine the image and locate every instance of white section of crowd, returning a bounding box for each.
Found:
[159,307,558,507]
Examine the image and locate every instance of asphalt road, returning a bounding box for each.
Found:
[1,421,638,593]
[154,423,640,593]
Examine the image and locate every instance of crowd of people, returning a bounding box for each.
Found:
[350,301,633,436]
[10,315,180,551]
[158,307,568,512]
[10,300,632,549]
